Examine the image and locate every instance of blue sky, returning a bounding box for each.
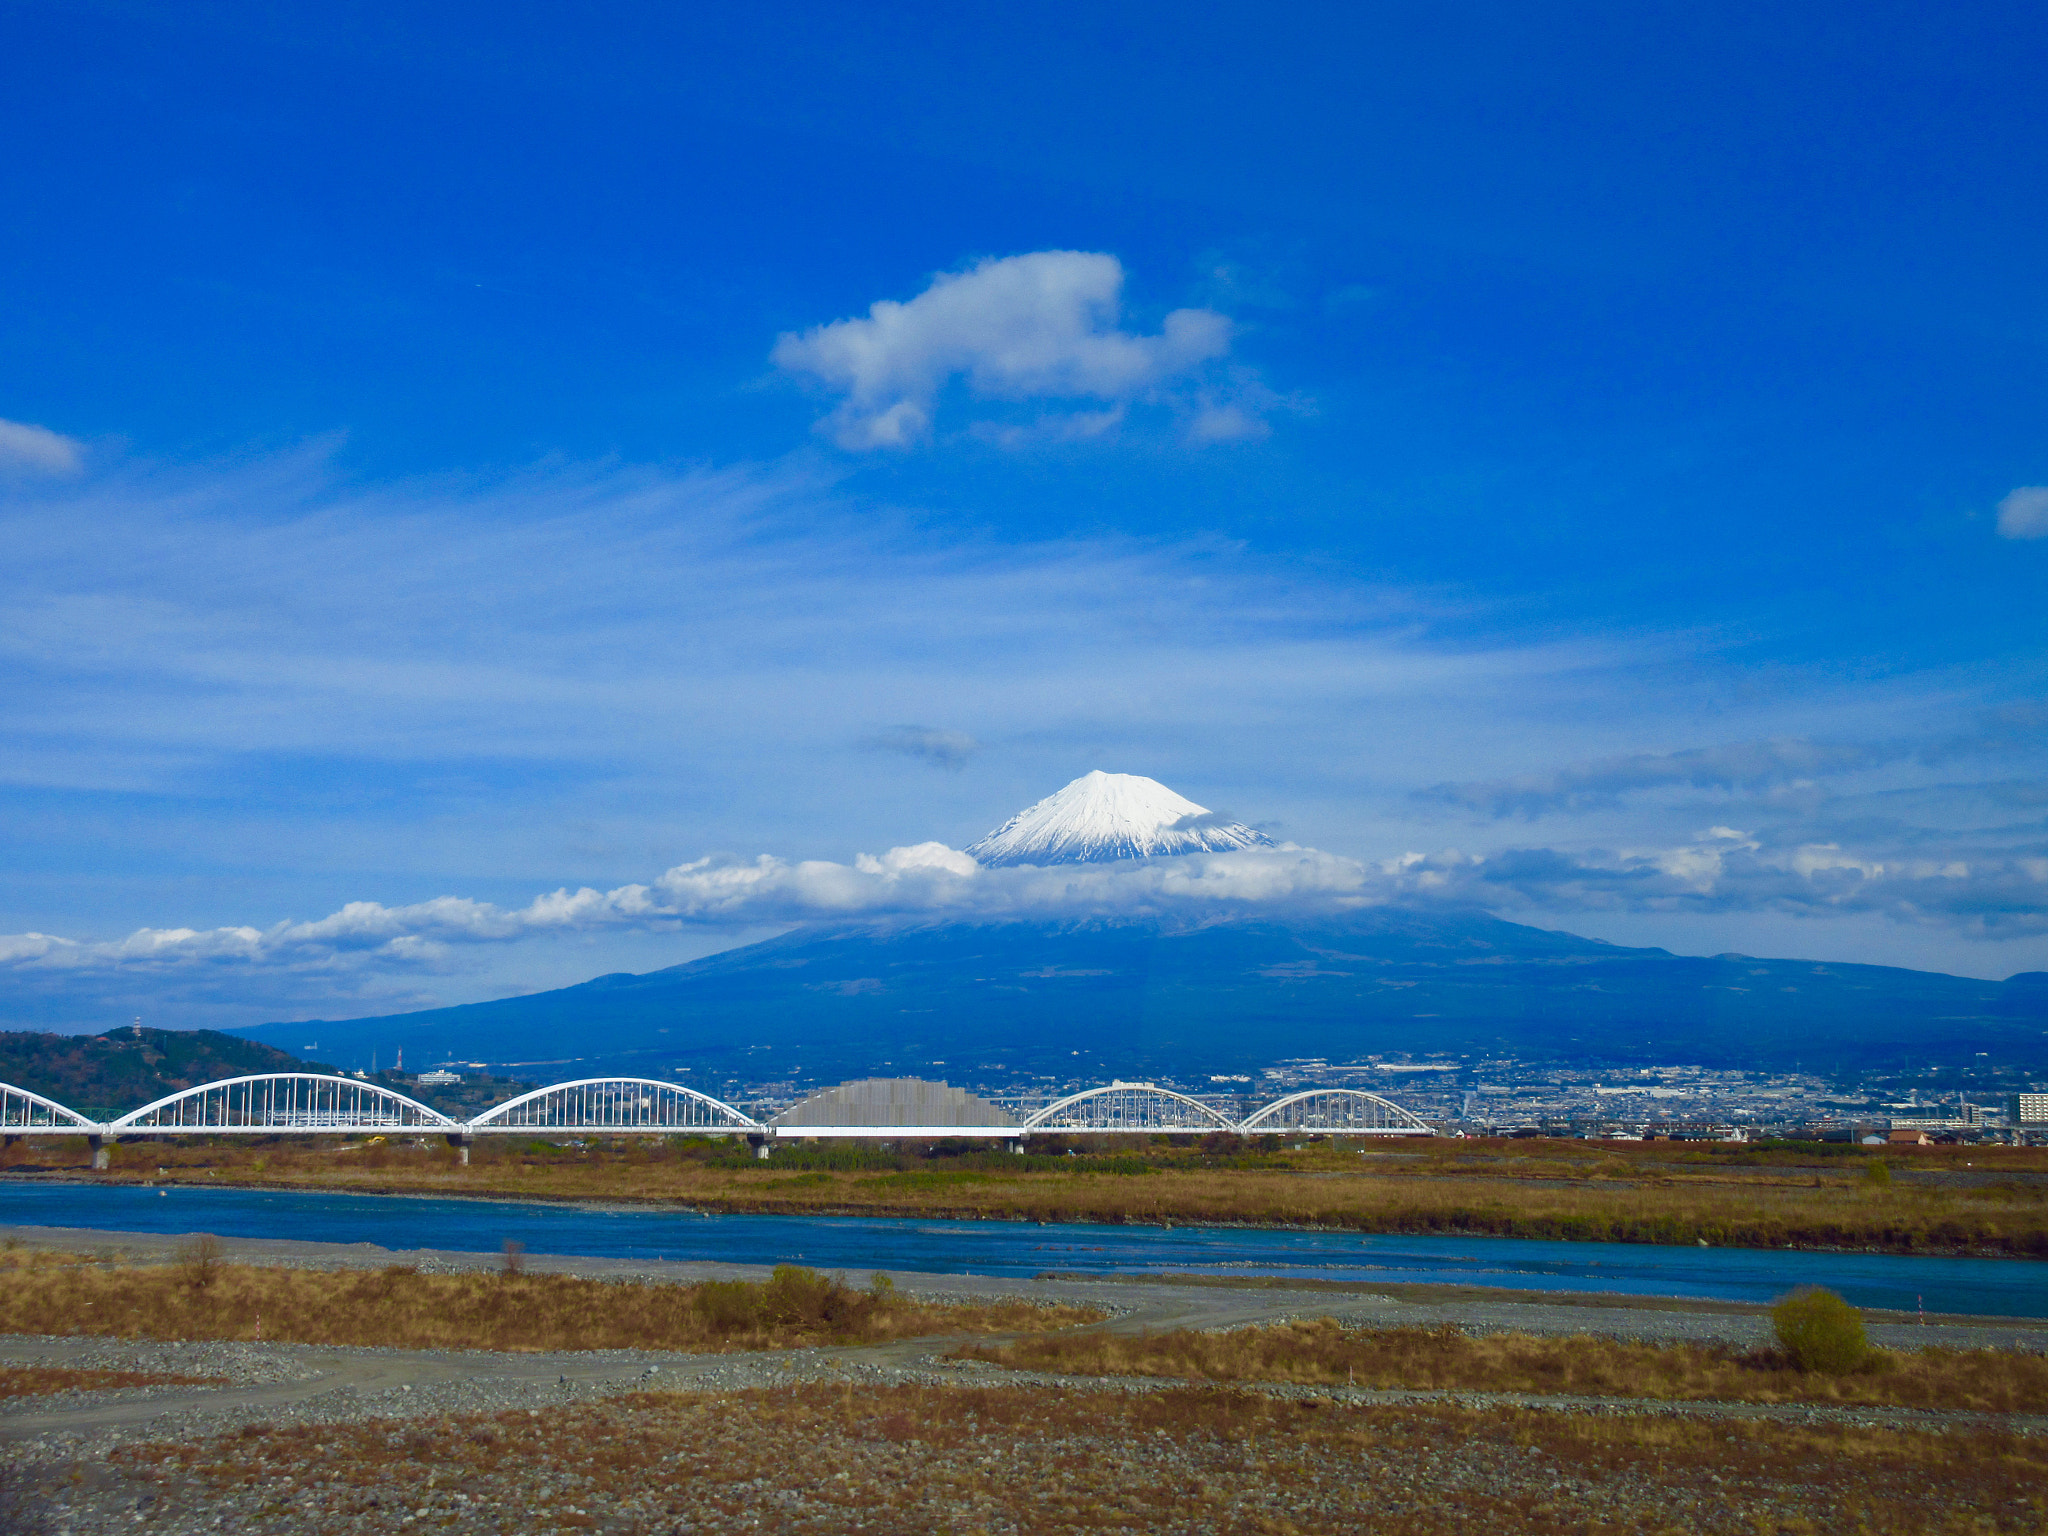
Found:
[3,0,2046,1031]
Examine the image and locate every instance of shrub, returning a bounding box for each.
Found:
[762,1263,848,1326]
[177,1233,224,1290]
[693,1279,764,1333]
[1863,1160,1892,1188]
[1772,1287,1869,1374]
[690,1266,885,1334]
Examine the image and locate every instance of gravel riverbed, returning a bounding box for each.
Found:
[1,1227,2043,1533]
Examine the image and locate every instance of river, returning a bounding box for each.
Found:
[4,1183,2042,1317]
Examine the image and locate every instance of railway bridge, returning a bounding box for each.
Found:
[1,1073,1434,1166]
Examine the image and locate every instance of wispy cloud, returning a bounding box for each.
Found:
[0,418,84,475]
[4,441,2045,1029]
[1420,708,2048,819]
[1998,486,2048,540]
[1387,832,2048,940]
[862,725,981,770]
[771,251,1255,449]
[1419,737,1887,817]
[0,441,1593,1024]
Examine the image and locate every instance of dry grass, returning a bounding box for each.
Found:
[0,1364,222,1398]
[58,1384,2048,1535]
[15,1129,2044,1256]
[0,1250,1099,1353]
[957,1317,2048,1412]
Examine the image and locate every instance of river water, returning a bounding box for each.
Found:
[5,1183,2042,1318]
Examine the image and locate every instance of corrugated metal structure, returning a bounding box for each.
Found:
[769,1077,1022,1138]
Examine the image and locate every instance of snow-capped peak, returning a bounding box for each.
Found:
[965,771,1275,867]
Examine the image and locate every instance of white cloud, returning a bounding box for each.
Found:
[0,842,1383,985]
[0,418,83,475]
[1997,486,2048,540]
[1383,833,2048,939]
[771,252,1235,449]
[10,816,2046,1003]
[1187,402,1268,444]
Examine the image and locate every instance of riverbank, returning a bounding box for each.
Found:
[4,1233,2046,1536]
[8,1132,2046,1257]
[0,1246,1100,1353]
[5,1224,2045,1343]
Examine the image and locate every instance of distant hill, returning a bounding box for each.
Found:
[0,1026,328,1118]
[233,907,2048,1086]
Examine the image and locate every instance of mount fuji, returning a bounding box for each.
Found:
[966,771,1274,866]
[232,773,2048,1082]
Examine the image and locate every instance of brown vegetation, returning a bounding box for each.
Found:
[88,1384,2048,1535]
[0,1250,1098,1353]
[8,1131,2045,1256]
[0,1365,222,1398]
[1771,1286,1870,1373]
[956,1317,2048,1413]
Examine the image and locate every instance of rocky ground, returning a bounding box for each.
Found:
[1,1226,2044,1534]
[8,1372,2045,1536]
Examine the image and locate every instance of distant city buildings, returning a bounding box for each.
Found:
[698,1053,2046,1143]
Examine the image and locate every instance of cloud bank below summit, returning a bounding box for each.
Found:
[9,822,2046,1006]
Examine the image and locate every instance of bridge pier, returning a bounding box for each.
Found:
[88,1134,114,1171]
[445,1132,473,1166]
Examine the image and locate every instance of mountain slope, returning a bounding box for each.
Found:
[965,771,1274,865]
[235,907,2048,1083]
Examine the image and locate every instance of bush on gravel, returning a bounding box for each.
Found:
[1771,1287,1870,1374]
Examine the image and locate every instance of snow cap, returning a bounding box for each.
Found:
[966,770,1274,867]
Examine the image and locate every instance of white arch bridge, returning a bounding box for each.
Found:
[1,1073,1434,1165]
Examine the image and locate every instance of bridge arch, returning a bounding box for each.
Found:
[1023,1082,1234,1134]
[467,1078,759,1135]
[0,1080,102,1132]
[1238,1088,1433,1136]
[108,1074,455,1134]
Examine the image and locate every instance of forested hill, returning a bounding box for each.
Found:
[0,1027,326,1118]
